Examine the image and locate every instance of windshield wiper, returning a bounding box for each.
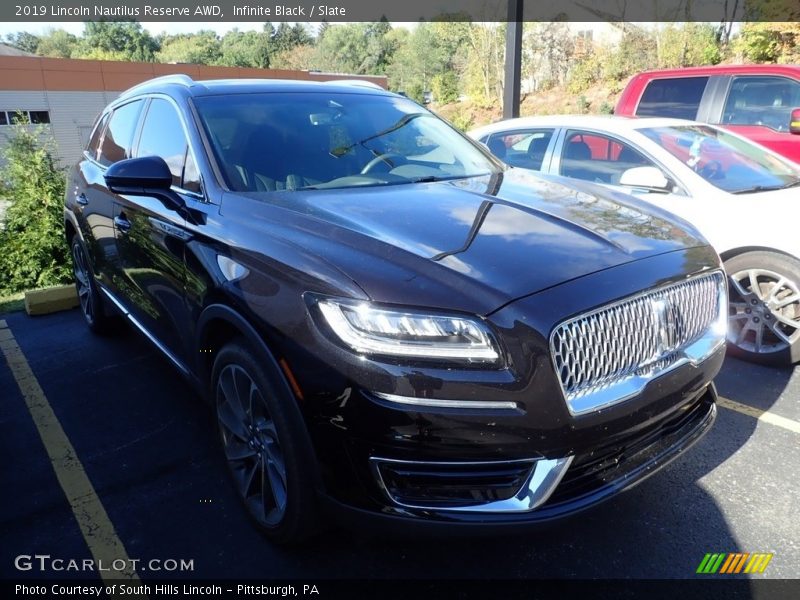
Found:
[330,113,425,157]
[409,173,492,184]
[732,183,792,194]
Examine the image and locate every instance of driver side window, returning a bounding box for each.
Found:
[135,98,196,192]
[559,131,656,184]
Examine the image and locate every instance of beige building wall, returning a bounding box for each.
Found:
[0,56,387,167]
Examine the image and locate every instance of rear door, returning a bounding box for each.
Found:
[114,96,200,364]
[72,99,144,295]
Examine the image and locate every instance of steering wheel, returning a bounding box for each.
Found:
[697,160,724,180]
[361,153,404,174]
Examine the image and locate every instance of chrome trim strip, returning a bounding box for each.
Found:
[369,455,574,514]
[373,392,518,411]
[98,286,190,377]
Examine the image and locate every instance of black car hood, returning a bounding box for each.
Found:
[236,169,706,314]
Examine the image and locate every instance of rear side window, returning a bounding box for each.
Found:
[135,98,189,188]
[636,77,709,120]
[485,129,554,171]
[723,76,800,131]
[86,112,109,160]
[98,100,143,167]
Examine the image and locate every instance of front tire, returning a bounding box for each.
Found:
[212,340,319,543]
[725,251,800,366]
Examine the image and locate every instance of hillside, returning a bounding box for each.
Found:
[433,82,622,131]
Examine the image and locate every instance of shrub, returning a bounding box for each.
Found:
[0,120,71,294]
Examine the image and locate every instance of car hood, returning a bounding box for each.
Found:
[236,169,706,314]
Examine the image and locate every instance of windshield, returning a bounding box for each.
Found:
[638,124,800,193]
[194,92,499,192]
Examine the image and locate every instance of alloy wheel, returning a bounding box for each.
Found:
[728,268,800,354]
[217,364,288,527]
[72,242,94,322]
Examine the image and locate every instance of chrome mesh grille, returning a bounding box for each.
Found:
[550,272,725,407]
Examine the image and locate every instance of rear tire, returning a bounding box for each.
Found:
[212,339,319,543]
[70,237,117,335]
[724,251,800,366]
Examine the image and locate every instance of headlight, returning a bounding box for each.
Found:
[316,298,500,362]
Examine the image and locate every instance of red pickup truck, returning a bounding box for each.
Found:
[615,65,800,163]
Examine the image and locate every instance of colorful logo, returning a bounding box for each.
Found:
[696,552,773,574]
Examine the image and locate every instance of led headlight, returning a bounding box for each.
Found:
[316,298,500,362]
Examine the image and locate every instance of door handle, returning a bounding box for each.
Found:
[114,215,132,233]
[76,193,88,206]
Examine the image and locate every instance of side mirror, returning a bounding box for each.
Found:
[104,156,185,211]
[790,108,800,135]
[619,166,671,193]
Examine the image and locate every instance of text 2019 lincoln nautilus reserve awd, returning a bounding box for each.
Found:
[64,75,728,542]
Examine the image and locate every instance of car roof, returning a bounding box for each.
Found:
[632,64,800,78]
[117,75,392,102]
[469,114,704,137]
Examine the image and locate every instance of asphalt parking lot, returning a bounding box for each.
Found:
[1,308,798,583]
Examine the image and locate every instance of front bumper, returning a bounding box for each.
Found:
[279,247,725,525]
[322,382,717,529]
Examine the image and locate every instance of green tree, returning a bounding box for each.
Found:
[157,31,221,65]
[270,45,317,71]
[657,23,722,68]
[5,31,40,54]
[0,121,70,294]
[313,23,370,73]
[219,29,271,68]
[734,22,800,63]
[76,22,159,62]
[36,29,78,58]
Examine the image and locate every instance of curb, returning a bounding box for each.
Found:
[24,285,79,316]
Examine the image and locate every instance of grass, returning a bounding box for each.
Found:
[0,291,25,315]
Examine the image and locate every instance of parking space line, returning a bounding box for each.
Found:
[718,395,800,435]
[0,319,141,584]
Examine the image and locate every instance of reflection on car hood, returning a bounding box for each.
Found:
[241,169,707,312]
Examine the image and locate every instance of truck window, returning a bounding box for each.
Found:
[723,76,800,131]
[635,77,709,120]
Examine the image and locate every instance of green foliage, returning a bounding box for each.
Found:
[430,72,460,104]
[36,28,78,58]
[567,54,603,94]
[657,24,721,68]
[157,31,221,65]
[734,23,800,63]
[270,45,317,71]
[576,95,590,114]
[598,101,614,115]
[0,122,71,295]
[218,29,271,68]
[605,28,657,82]
[448,109,475,132]
[76,22,159,62]
[5,31,40,53]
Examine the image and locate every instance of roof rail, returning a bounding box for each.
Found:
[324,79,385,90]
[121,74,195,96]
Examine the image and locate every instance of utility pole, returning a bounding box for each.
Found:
[503,0,523,119]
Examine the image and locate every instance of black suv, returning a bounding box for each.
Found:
[66,75,727,542]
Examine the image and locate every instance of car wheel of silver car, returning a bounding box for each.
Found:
[70,237,115,334]
[725,251,800,366]
[212,340,318,543]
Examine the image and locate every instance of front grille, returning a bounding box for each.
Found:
[550,271,725,414]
